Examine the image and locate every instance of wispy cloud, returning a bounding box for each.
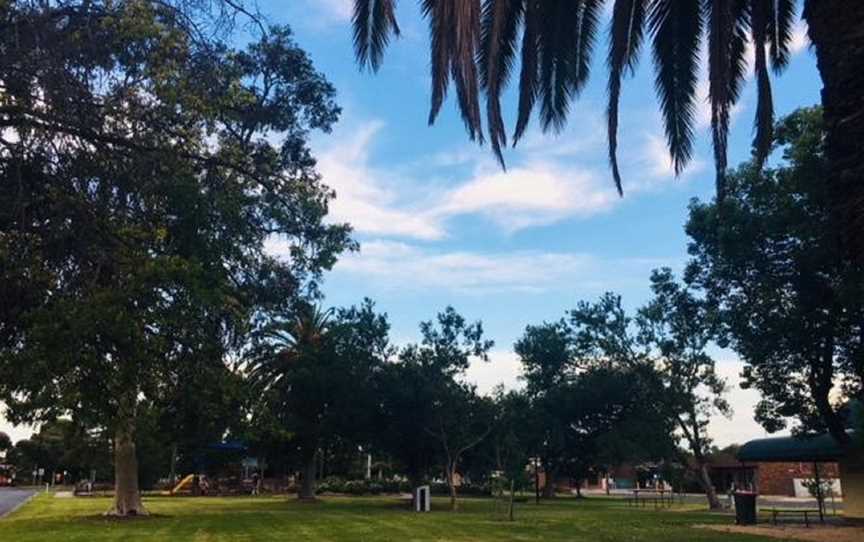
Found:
[306,0,353,22]
[316,122,446,240]
[326,239,680,295]
[312,110,691,241]
[437,163,616,232]
[640,132,707,182]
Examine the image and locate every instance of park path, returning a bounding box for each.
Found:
[0,488,37,518]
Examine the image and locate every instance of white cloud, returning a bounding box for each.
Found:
[465,350,524,396]
[436,164,616,232]
[314,118,618,240]
[303,0,353,23]
[335,240,592,293]
[639,132,707,182]
[789,20,810,56]
[316,122,446,240]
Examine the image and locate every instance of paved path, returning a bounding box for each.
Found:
[0,488,37,518]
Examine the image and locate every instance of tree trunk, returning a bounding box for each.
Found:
[447,464,459,511]
[298,455,316,500]
[508,479,515,521]
[542,466,556,498]
[804,1,864,262]
[107,419,147,516]
[168,443,178,487]
[697,461,722,510]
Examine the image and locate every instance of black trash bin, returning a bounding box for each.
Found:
[733,492,758,525]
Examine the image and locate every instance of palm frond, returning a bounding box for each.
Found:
[537,1,585,133]
[751,0,774,168]
[649,0,703,176]
[353,0,401,72]
[423,0,484,142]
[707,0,749,199]
[607,0,648,196]
[767,0,796,72]
[574,0,603,93]
[513,0,539,144]
[480,0,524,167]
[246,304,333,396]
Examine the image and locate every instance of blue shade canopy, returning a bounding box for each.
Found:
[737,433,847,463]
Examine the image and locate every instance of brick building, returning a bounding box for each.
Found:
[756,461,841,497]
[739,433,864,518]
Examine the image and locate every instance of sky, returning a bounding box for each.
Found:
[1,1,822,448]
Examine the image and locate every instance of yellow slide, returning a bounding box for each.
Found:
[170,474,195,495]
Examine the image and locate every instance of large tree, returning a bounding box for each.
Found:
[637,269,729,509]
[352,0,864,258]
[569,292,727,509]
[514,321,572,497]
[685,107,864,447]
[248,301,390,500]
[515,319,674,499]
[0,2,350,515]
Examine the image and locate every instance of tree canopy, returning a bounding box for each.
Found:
[0,0,350,515]
[685,106,864,446]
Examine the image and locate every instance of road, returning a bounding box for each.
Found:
[0,488,36,518]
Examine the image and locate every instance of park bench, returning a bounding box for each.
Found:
[760,507,821,527]
[626,489,675,508]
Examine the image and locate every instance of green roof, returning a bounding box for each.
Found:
[737,433,847,463]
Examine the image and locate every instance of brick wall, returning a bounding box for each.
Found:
[757,462,840,496]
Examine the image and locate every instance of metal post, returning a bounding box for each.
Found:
[534,458,540,505]
[813,462,824,524]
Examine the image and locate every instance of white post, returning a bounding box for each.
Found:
[415,485,431,512]
[366,454,372,480]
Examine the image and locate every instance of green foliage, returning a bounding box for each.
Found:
[6,419,111,482]
[685,106,864,444]
[375,307,493,494]
[247,300,390,484]
[0,1,351,497]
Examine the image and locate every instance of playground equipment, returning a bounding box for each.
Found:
[170,474,196,495]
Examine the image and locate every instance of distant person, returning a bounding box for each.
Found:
[251,471,260,496]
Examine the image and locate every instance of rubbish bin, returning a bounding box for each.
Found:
[733,492,757,525]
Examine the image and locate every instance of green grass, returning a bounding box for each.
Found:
[0,493,787,541]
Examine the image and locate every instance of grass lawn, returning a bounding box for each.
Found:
[0,493,785,541]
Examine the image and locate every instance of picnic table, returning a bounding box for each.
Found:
[760,507,822,527]
[627,488,675,508]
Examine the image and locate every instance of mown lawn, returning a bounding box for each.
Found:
[0,493,786,541]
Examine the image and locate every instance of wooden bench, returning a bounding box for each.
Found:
[761,507,821,527]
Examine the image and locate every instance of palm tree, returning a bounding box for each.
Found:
[353,0,864,257]
[248,303,333,500]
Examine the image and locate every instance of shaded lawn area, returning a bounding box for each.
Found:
[0,493,785,541]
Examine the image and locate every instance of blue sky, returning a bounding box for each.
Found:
[265,0,820,447]
[0,1,822,446]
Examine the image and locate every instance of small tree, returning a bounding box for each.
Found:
[378,307,493,511]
